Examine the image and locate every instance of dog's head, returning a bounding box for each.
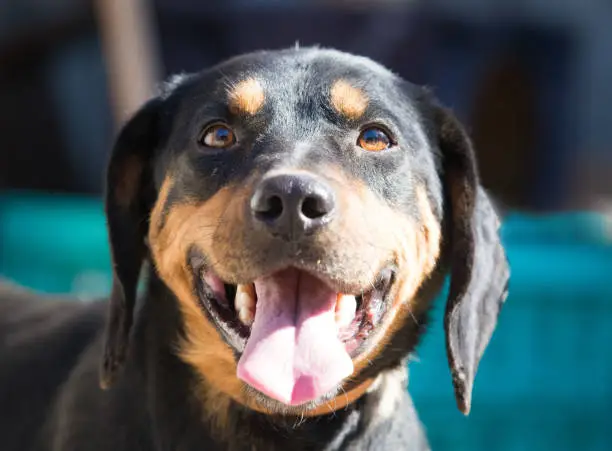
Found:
[100,48,509,417]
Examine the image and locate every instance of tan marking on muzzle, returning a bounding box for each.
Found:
[147,176,381,430]
[353,187,441,376]
[147,172,442,429]
[148,177,243,437]
[320,175,442,375]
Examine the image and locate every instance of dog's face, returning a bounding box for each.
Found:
[100,48,509,418]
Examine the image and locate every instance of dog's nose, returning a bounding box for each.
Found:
[250,173,336,239]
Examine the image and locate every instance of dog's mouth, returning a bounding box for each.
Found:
[195,266,395,406]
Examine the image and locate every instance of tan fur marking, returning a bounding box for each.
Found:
[322,178,442,375]
[352,187,441,374]
[148,178,240,438]
[330,79,368,119]
[147,172,442,429]
[228,78,265,115]
[148,178,369,431]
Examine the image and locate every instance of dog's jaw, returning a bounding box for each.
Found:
[196,264,396,407]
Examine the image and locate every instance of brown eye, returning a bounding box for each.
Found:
[357,127,392,152]
[199,124,236,148]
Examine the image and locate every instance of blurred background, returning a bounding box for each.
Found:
[0,0,611,449]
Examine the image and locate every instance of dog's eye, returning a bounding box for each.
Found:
[357,127,392,152]
[199,124,236,148]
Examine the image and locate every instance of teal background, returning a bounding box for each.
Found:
[1,192,611,450]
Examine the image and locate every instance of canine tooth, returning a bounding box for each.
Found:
[236,284,256,326]
[238,307,254,327]
[335,294,357,329]
[235,283,256,310]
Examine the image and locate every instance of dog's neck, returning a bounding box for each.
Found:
[136,274,427,450]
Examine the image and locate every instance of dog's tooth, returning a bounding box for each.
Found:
[335,294,357,329]
[236,284,256,326]
[235,284,256,309]
[238,306,254,326]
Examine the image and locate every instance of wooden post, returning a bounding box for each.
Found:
[93,0,162,128]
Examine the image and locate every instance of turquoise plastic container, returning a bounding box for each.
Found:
[0,192,111,299]
[411,242,612,450]
[1,192,611,450]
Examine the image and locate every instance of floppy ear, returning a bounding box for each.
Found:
[434,105,510,415]
[100,97,166,389]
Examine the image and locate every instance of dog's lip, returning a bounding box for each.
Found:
[193,264,396,407]
[193,264,396,356]
[222,262,395,295]
[290,264,395,296]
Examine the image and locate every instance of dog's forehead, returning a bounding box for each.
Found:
[180,48,421,118]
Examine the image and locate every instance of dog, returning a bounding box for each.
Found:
[0,47,509,451]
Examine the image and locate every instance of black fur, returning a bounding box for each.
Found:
[0,47,509,450]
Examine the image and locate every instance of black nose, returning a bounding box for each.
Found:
[250,173,336,239]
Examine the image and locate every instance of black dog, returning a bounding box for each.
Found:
[0,47,509,450]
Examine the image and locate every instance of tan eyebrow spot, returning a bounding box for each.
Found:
[227,78,265,115]
[330,79,368,119]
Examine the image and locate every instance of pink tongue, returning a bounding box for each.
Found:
[236,269,354,406]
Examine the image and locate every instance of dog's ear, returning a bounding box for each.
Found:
[433,105,510,415]
[100,96,167,389]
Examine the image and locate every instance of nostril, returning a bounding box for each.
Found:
[255,194,284,221]
[251,174,335,235]
[301,195,330,220]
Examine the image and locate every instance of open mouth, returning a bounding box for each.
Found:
[195,266,394,406]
